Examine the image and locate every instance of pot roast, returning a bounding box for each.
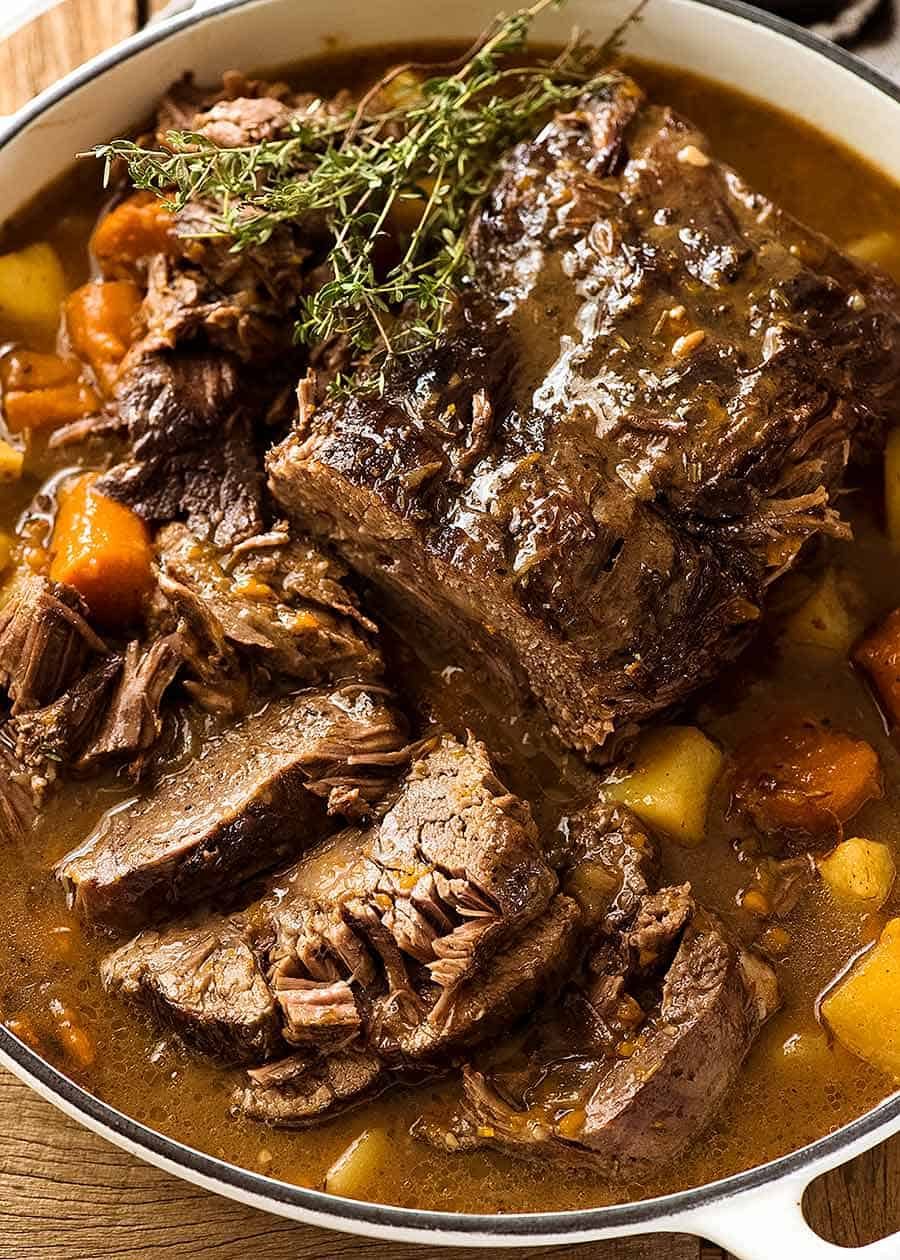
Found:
[3,41,900,1207]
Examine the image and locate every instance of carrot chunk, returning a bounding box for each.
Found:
[731,717,882,838]
[854,608,900,726]
[91,192,175,277]
[1,350,100,434]
[2,349,79,391]
[49,473,152,628]
[65,279,142,393]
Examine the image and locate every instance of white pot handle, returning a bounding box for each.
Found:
[675,1168,900,1260]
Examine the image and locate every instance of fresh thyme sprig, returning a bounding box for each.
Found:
[92,0,640,387]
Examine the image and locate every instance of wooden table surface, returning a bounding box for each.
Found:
[1,2,900,1256]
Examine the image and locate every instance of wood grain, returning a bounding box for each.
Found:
[0,1,899,1256]
[0,0,136,115]
[0,1077,702,1260]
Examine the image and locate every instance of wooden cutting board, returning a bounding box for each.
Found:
[1,3,899,1256]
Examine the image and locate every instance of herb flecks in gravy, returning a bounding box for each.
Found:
[0,40,899,1214]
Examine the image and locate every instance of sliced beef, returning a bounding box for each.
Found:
[269,74,900,758]
[102,736,584,1126]
[101,918,281,1063]
[415,891,779,1178]
[99,830,367,1063]
[235,789,655,1125]
[57,686,408,929]
[262,735,562,1064]
[237,1048,389,1127]
[97,350,265,548]
[154,522,381,687]
[574,911,777,1171]
[0,575,105,714]
[368,733,558,977]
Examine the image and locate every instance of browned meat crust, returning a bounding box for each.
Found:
[98,350,266,548]
[270,74,900,757]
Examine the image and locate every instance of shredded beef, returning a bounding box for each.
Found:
[0,575,105,714]
[58,686,409,928]
[97,351,265,548]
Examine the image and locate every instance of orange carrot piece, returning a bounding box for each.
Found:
[2,349,78,390]
[49,473,152,628]
[91,191,175,277]
[1,350,100,434]
[854,609,900,726]
[65,279,142,393]
[732,717,882,838]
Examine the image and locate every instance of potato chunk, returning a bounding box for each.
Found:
[0,242,66,340]
[783,570,860,654]
[732,717,882,838]
[821,919,900,1079]
[0,531,12,577]
[324,1128,392,1199]
[604,725,723,846]
[818,838,896,911]
[854,608,900,726]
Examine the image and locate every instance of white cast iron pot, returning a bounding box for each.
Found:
[1,1,899,1254]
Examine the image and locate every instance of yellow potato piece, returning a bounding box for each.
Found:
[783,569,859,653]
[821,918,900,1080]
[379,69,423,110]
[819,838,896,911]
[324,1128,392,1199]
[0,439,23,482]
[603,725,723,846]
[0,242,66,340]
